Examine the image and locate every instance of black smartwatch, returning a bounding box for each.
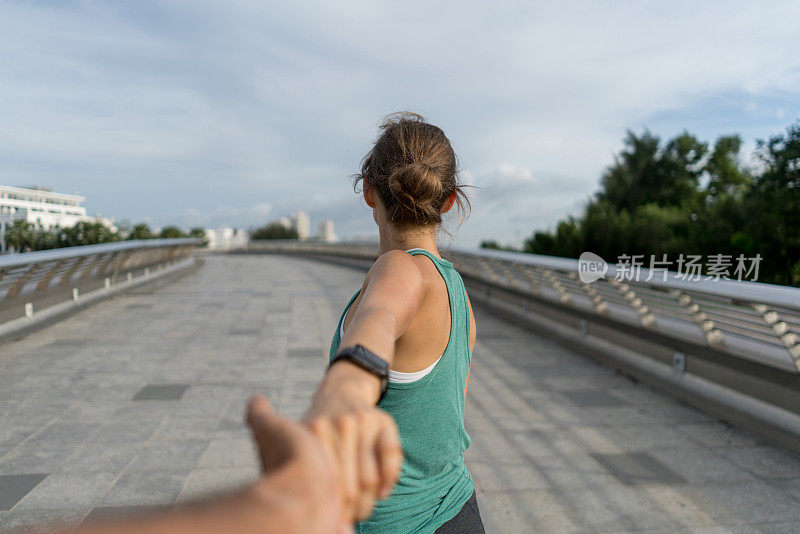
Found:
[330,344,389,403]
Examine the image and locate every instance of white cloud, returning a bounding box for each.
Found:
[495,163,535,186]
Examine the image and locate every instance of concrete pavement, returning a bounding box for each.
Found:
[0,254,799,532]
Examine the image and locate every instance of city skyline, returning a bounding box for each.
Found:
[1,2,799,247]
[0,183,339,242]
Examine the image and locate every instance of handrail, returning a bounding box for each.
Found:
[0,239,200,321]
[452,247,800,312]
[0,238,201,268]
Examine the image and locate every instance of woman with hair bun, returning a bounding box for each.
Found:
[303,112,483,533]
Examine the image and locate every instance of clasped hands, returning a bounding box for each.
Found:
[246,391,403,534]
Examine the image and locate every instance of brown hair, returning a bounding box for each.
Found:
[355,112,469,227]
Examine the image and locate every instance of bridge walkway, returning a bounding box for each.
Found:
[0,254,799,532]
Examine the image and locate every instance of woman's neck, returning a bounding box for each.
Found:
[378,223,440,258]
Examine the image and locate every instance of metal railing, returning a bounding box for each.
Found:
[449,247,800,374]
[0,238,199,324]
[245,240,800,375]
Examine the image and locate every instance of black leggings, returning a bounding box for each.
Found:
[435,491,484,533]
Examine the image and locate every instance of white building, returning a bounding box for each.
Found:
[318,220,337,243]
[0,185,116,252]
[204,227,249,250]
[290,211,310,240]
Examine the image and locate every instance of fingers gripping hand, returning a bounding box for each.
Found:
[245,395,352,534]
[375,419,403,498]
[309,407,403,522]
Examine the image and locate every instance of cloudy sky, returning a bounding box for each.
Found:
[1,1,798,247]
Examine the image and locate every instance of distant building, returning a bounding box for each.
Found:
[204,227,249,250]
[0,185,116,252]
[318,220,337,243]
[291,211,310,240]
[276,217,291,229]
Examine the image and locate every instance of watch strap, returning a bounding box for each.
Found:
[330,344,389,403]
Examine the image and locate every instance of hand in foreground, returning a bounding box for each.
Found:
[246,395,352,534]
[303,381,404,522]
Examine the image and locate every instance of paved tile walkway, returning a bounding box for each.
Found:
[0,254,799,532]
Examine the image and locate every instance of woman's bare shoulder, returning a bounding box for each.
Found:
[359,250,426,304]
[365,250,425,284]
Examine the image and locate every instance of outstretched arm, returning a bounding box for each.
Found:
[312,250,425,405]
[304,250,425,520]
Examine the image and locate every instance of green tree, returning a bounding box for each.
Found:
[579,201,632,260]
[250,222,299,240]
[189,227,206,239]
[32,229,59,251]
[628,203,690,258]
[524,231,556,256]
[745,123,800,285]
[159,226,187,238]
[526,218,583,257]
[705,135,750,201]
[59,221,119,247]
[530,129,727,262]
[598,130,661,211]
[128,223,153,240]
[5,220,34,252]
[522,122,800,286]
[597,130,706,213]
[189,227,209,247]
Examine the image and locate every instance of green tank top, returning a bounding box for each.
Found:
[329,248,474,534]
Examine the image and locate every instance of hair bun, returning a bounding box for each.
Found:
[356,112,468,226]
[388,162,444,222]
